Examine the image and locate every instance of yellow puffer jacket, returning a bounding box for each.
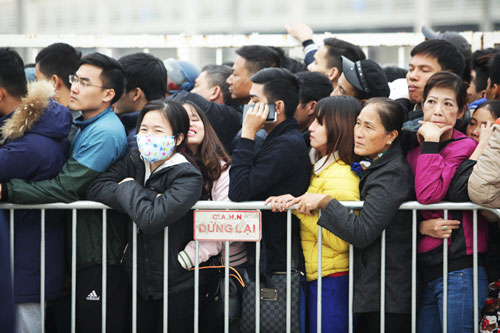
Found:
[296,157,360,281]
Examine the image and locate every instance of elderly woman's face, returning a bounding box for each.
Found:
[354,104,396,158]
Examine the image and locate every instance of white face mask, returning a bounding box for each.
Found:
[136,134,176,163]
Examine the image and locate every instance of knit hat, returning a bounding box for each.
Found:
[163,58,200,93]
[342,56,390,99]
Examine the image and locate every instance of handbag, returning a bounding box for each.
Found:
[240,271,302,333]
[195,264,246,330]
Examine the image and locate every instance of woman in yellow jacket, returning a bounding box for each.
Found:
[267,96,361,333]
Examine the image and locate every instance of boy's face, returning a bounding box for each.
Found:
[406,54,442,105]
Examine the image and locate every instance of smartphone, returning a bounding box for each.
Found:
[243,103,277,123]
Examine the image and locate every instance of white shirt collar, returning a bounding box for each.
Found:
[310,148,339,175]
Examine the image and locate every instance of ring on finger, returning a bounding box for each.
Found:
[442,225,448,231]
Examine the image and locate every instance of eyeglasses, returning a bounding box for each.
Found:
[69,75,107,89]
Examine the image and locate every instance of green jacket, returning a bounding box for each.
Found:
[4,108,128,270]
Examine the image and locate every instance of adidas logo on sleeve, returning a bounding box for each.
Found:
[86,290,100,301]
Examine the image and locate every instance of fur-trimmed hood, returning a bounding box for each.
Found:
[0,81,72,144]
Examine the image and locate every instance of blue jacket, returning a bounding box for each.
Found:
[4,105,128,271]
[0,81,72,302]
[0,209,14,332]
[229,118,311,272]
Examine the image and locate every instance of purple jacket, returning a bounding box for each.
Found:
[407,130,488,271]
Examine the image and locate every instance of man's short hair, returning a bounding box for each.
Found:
[250,68,299,119]
[0,48,27,98]
[410,39,466,80]
[35,43,81,89]
[235,45,281,74]
[79,53,126,105]
[489,53,500,86]
[472,48,498,92]
[323,38,366,75]
[119,53,167,101]
[201,64,232,104]
[296,71,333,105]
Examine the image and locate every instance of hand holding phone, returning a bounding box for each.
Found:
[241,103,275,140]
[243,103,276,123]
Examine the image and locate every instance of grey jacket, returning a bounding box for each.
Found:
[318,142,415,313]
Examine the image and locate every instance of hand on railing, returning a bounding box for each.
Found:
[289,193,333,216]
[265,194,296,212]
[418,218,460,239]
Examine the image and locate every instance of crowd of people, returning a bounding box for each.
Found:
[1,23,500,333]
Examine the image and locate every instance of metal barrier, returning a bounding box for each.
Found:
[3,200,500,333]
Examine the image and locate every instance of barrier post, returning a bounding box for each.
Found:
[411,209,417,333]
[132,224,138,333]
[40,209,46,333]
[380,230,386,332]
[317,211,323,333]
[71,209,77,333]
[443,209,449,333]
[101,209,107,333]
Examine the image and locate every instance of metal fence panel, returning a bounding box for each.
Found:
[3,200,500,332]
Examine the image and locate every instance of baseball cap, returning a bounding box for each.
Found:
[342,56,390,99]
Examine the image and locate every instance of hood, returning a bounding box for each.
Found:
[0,81,72,144]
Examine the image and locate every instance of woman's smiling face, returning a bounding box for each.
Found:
[184,103,205,152]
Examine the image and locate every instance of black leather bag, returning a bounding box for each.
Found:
[240,271,302,333]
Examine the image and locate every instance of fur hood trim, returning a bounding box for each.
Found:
[1,81,56,144]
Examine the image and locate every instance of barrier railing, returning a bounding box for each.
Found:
[4,200,500,333]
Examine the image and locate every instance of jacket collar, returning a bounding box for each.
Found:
[310,148,339,175]
[142,152,189,184]
[363,141,403,174]
[264,117,299,143]
[73,107,113,129]
[120,111,140,131]
[0,81,56,144]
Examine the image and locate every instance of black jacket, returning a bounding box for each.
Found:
[86,150,203,299]
[229,118,310,273]
[318,142,415,313]
[169,91,242,153]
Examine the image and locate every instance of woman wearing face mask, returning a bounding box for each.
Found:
[266,96,361,333]
[284,98,414,333]
[87,100,202,332]
[406,72,488,333]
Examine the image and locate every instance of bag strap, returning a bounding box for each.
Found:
[191,265,246,288]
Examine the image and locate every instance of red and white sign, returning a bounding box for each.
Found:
[194,210,261,242]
